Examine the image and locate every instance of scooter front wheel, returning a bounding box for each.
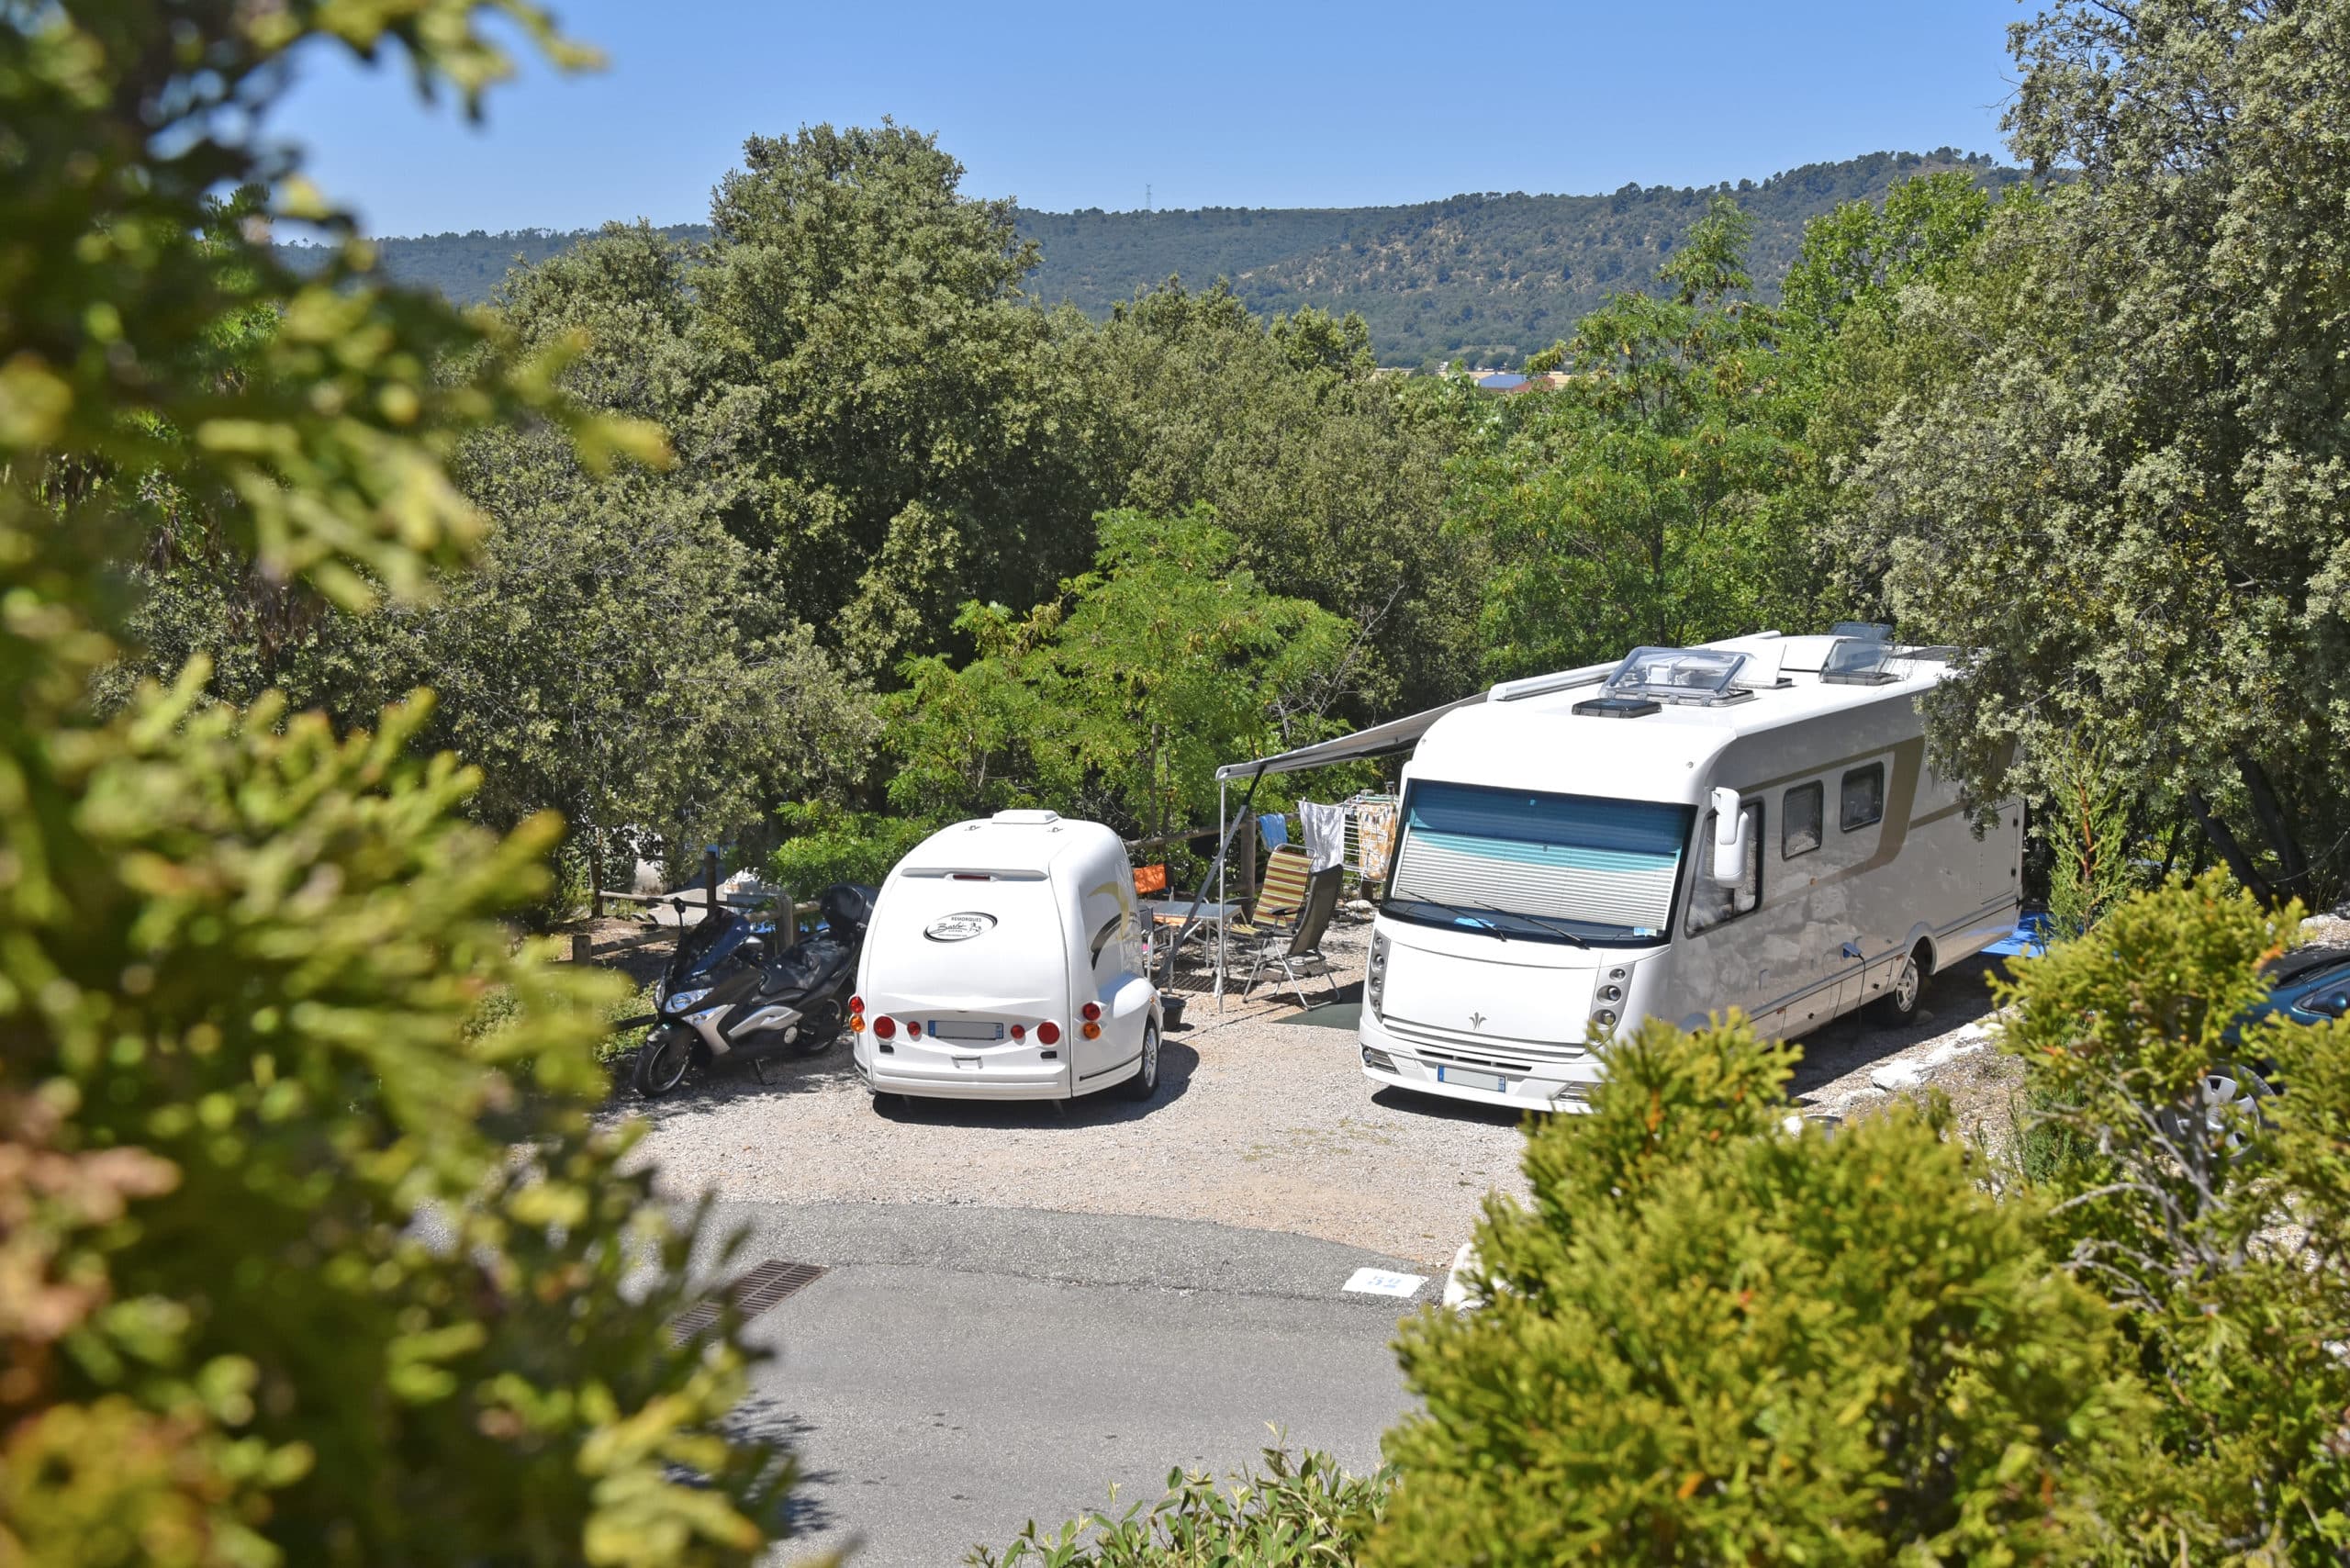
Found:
[634,1025,697,1097]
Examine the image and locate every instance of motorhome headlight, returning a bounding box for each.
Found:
[664,987,711,1014]
[1597,983,1623,1003]
[1361,1046,1396,1072]
[1591,1008,1618,1031]
[1368,932,1390,1014]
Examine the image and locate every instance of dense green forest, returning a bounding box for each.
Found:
[287,149,2019,366]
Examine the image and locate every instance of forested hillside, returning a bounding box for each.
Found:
[1028,150,2020,364]
[297,150,2018,366]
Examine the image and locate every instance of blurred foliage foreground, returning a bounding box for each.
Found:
[2,2,789,1563]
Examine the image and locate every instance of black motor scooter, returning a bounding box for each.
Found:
[633,882,876,1098]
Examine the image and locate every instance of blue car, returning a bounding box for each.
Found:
[2166,946,2349,1147]
[2250,945,2350,1029]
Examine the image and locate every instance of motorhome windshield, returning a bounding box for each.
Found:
[1382,781,1692,946]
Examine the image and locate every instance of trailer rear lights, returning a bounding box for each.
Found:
[1362,1047,1396,1071]
[1080,1022,1102,1040]
[1036,1021,1062,1046]
[1080,1001,1102,1023]
[848,1014,865,1033]
[1009,1023,1027,1041]
[907,1020,923,1038]
[872,1015,897,1039]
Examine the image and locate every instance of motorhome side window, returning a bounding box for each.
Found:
[1840,764,1886,832]
[1687,801,1762,935]
[1783,782,1823,858]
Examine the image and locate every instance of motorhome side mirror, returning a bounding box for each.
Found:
[1709,786,1750,888]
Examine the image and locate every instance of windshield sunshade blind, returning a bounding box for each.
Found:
[1392,783,1687,932]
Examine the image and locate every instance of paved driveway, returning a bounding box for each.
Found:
[698,1202,1425,1567]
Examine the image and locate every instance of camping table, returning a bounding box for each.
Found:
[1137,899,1241,997]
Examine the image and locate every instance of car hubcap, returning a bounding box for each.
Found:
[1894,959,1919,1011]
[1146,1030,1158,1084]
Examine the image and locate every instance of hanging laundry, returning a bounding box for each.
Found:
[1355,801,1399,882]
[1300,801,1347,872]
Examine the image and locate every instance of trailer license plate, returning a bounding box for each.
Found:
[1437,1066,1506,1094]
[932,1019,1002,1042]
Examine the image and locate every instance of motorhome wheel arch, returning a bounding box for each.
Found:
[1360,634,2021,1112]
[855,811,1162,1103]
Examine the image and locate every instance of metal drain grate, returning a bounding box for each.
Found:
[672,1260,827,1340]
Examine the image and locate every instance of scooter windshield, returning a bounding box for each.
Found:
[677,913,753,979]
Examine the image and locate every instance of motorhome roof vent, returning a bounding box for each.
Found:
[1831,621,1894,642]
[1731,641,1791,689]
[1572,646,1754,716]
[990,809,1063,825]
[1818,636,1899,686]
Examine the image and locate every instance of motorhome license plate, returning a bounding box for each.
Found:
[1437,1066,1507,1094]
[931,1020,1002,1042]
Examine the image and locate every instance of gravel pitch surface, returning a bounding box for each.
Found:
[601,908,2023,1268]
[610,911,1529,1269]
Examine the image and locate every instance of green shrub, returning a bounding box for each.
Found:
[970,1445,1388,1566]
[1,5,784,1562]
[1371,1016,2143,1566]
[766,801,935,891]
[1997,873,2350,1559]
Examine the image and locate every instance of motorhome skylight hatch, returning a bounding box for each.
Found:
[1572,646,1755,716]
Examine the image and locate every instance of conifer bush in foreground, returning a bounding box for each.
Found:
[1997,873,2350,1562]
[1369,1017,2143,1565]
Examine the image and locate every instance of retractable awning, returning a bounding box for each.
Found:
[1214,691,1490,782]
[1214,657,1623,782]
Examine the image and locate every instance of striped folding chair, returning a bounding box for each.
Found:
[1240,865,1346,1006]
[1228,844,1312,943]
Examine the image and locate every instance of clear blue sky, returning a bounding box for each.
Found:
[273,0,2030,237]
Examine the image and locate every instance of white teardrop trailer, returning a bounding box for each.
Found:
[851,811,1164,1106]
[1348,633,2022,1111]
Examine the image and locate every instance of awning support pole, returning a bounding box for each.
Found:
[1215,779,1227,1008]
[1156,764,1267,1014]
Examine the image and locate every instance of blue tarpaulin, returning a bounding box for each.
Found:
[1986,912,2053,959]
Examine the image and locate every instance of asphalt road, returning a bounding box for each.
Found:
[695,1202,1427,1567]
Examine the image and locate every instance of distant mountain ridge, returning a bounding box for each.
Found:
[306,150,2021,367]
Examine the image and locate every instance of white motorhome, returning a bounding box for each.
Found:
[1358,634,2021,1111]
[853,811,1162,1105]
